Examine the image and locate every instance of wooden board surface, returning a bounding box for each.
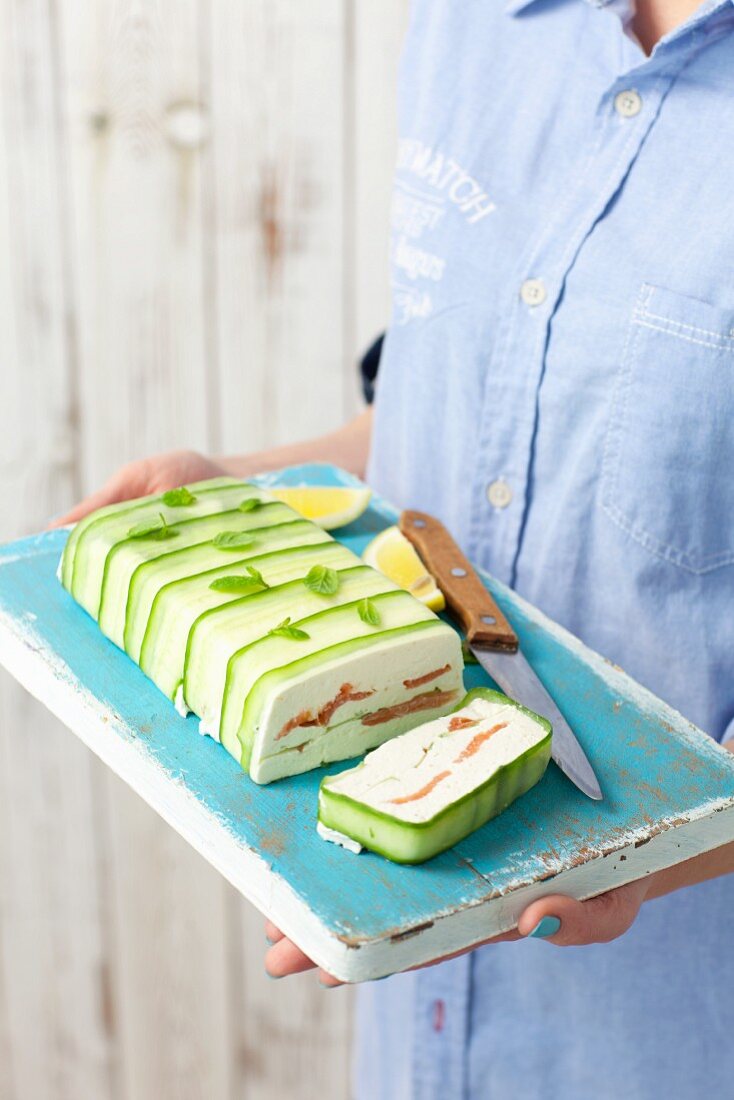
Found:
[1,462,733,982]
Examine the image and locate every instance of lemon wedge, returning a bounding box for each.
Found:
[267,486,372,530]
[362,526,445,612]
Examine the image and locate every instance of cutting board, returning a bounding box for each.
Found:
[1,462,733,982]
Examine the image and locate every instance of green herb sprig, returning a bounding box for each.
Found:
[209,565,269,593]
[358,598,380,627]
[303,565,340,596]
[161,486,196,507]
[127,513,177,541]
[242,564,268,588]
[238,497,263,513]
[212,531,257,550]
[268,617,310,641]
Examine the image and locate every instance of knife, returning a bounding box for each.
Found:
[399,509,603,801]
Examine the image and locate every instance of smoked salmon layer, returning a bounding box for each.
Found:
[254,651,464,785]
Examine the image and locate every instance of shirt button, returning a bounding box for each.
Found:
[614,89,642,118]
[487,480,513,509]
[520,278,546,306]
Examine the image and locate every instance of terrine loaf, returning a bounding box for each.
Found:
[59,478,465,783]
[317,687,552,862]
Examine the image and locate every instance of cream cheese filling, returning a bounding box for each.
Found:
[174,683,191,719]
[249,628,463,774]
[316,821,363,854]
[325,697,547,824]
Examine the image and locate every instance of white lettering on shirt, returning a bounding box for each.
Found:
[391,188,445,238]
[391,235,446,282]
[397,139,496,224]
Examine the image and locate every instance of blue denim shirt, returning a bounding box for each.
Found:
[359,1,734,1096]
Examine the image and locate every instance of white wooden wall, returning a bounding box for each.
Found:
[0,3,409,1097]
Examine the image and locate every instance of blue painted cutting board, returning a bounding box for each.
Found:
[1,463,733,981]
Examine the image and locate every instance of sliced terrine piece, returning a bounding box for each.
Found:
[317,687,552,863]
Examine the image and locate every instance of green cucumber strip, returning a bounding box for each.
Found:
[317,687,552,864]
[181,552,373,701]
[142,545,363,701]
[147,542,359,694]
[71,482,273,619]
[186,567,399,742]
[60,476,243,590]
[97,502,296,648]
[221,591,437,764]
[124,518,331,661]
[60,476,244,590]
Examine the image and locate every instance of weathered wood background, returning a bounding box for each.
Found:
[0,2,409,1097]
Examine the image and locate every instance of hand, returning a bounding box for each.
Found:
[263,877,650,987]
[49,449,227,527]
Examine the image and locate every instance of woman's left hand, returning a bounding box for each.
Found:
[263,876,650,986]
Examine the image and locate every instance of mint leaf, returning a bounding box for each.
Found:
[303,564,339,596]
[358,598,380,627]
[243,564,269,588]
[127,513,177,540]
[212,531,256,550]
[161,486,196,507]
[238,497,263,513]
[461,640,479,665]
[268,616,310,641]
[209,575,265,593]
[209,564,269,593]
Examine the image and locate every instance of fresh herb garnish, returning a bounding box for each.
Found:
[303,564,340,596]
[242,564,268,588]
[161,486,196,507]
[238,497,263,513]
[127,513,177,540]
[210,574,264,593]
[358,598,380,627]
[268,616,310,641]
[212,531,257,550]
[461,640,479,665]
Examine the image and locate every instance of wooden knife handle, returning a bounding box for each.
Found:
[399,510,518,652]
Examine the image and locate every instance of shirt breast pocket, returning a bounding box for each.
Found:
[601,283,734,574]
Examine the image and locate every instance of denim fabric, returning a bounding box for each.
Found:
[359,1,734,1096]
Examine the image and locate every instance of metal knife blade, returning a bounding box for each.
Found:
[398,508,603,800]
[469,645,603,800]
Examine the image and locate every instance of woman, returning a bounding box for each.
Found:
[57,0,734,1095]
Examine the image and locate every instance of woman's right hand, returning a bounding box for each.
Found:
[49,449,228,528]
[50,408,376,528]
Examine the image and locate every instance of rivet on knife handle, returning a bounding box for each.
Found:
[399,510,518,652]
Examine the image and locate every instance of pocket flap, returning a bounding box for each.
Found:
[634,284,734,349]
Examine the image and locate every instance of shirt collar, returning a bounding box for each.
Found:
[505,0,733,20]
